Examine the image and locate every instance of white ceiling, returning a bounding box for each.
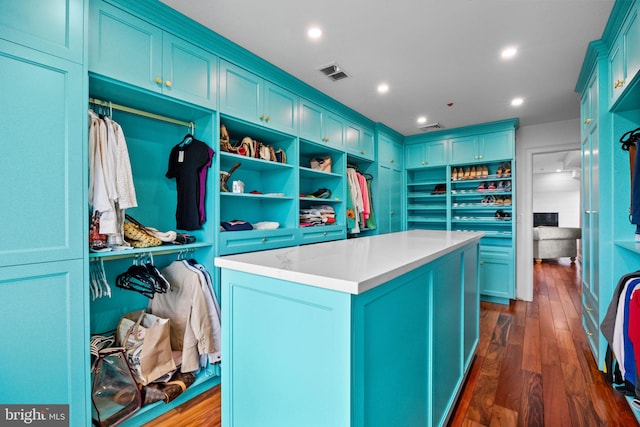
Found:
[160,0,614,136]
[533,149,581,175]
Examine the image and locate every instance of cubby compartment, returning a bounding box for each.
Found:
[87,76,221,425]
[406,166,447,230]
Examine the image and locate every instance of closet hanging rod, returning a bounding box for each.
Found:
[89,97,195,132]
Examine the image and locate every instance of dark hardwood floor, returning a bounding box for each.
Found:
[146,259,639,427]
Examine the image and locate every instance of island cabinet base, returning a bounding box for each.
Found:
[220,242,479,427]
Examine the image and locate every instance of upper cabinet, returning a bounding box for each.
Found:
[0,0,84,63]
[89,0,217,109]
[345,122,375,161]
[450,131,513,165]
[299,99,345,149]
[219,60,298,135]
[405,139,448,169]
[609,2,640,107]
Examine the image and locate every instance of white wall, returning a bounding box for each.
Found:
[532,171,581,227]
[515,118,581,301]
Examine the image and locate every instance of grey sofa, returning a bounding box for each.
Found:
[533,226,582,263]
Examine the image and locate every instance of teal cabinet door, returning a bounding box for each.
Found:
[431,253,464,427]
[220,61,297,134]
[299,99,324,142]
[405,140,447,168]
[479,247,514,300]
[463,245,479,368]
[0,259,87,425]
[219,60,261,120]
[263,81,297,135]
[608,34,624,106]
[299,99,344,149]
[0,0,84,63]
[450,136,477,164]
[479,131,513,162]
[323,111,345,149]
[89,0,217,108]
[0,40,85,267]
[89,0,163,93]
[162,33,217,109]
[345,122,374,161]
[624,4,640,83]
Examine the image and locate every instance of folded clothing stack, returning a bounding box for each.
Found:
[300,205,336,227]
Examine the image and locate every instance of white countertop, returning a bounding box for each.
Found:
[214,230,483,294]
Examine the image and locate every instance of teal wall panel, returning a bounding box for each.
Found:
[0,0,84,63]
[0,41,84,267]
[0,259,87,424]
[222,270,352,427]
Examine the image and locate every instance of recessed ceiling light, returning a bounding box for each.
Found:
[501,46,518,59]
[417,116,427,124]
[377,83,389,94]
[511,97,524,106]
[307,27,322,39]
[556,169,562,173]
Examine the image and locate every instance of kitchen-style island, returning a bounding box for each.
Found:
[214,230,483,427]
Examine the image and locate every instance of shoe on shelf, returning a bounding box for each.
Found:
[495,196,504,205]
[470,166,477,179]
[431,184,446,195]
[477,182,486,191]
[503,196,512,205]
[487,181,496,191]
[504,180,512,192]
[495,209,504,220]
[496,164,503,177]
[488,195,496,205]
[452,167,458,181]
[503,162,512,177]
[481,165,489,178]
[497,181,505,192]
[463,167,471,180]
[310,188,332,198]
[457,168,464,180]
[481,196,489,205]
[502,211,512,221]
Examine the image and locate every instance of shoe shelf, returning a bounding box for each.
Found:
[218,117,297,236]
[406,167,447,230]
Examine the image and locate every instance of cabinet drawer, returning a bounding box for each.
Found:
[219,229,298,255]
[299,225,346,245]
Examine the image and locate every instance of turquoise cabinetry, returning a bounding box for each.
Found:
[345,121,375,161]
[578,1,640,421]
[404,120,517,302]
[609,2,640,107]
[0,40,85,267]
[299,98,345,149]
[89,0,217,109]
[450,131,513,164]
[218,234,480,427]
[0,0,88,424]
[218,116,298,254]
[479,246,514,300]
[298,140,347,244]
[219,60,298,135]
[0,260,87,424]
[0,0,84,63]
[377,129,405,234]
[405,139,448,168]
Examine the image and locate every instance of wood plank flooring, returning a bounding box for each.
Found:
[146,259,639,427]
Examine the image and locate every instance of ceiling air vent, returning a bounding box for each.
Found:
[318,63,350,81]
[419,122,445,132]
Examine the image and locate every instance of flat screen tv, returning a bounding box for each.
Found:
[534,212,558,227]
